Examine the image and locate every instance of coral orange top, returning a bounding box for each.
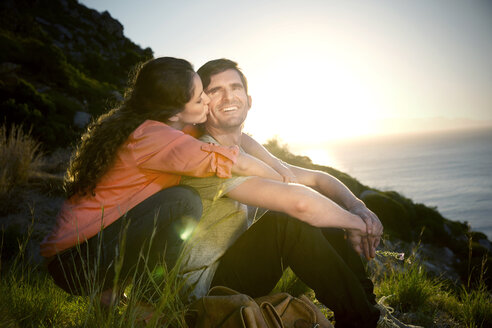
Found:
[40,120,239,258]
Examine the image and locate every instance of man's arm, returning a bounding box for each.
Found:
[225,177,368,255]
[238,136,382,237]
[285,163,383,258]
[238,134,381,257]
[240,134,297,183]
[232,152,283,181]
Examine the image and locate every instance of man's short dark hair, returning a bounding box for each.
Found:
[197,59,249,94]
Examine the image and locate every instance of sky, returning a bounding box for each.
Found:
[80,0,492,144]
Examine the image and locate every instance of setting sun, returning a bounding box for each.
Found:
[244,49,384,143]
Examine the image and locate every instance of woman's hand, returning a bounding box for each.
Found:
[273,160,298,183]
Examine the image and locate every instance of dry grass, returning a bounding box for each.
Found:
[0,123,43,212]
[0,123,43,189]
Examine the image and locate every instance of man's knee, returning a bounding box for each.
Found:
[170,185,203,219]
[262,211,319,240]
[151,185,203,221]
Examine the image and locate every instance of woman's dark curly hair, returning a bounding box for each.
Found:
[64,57,196,197]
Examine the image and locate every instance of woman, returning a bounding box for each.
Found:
[41,57,282,300]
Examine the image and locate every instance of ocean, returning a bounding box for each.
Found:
[291,128,492,239]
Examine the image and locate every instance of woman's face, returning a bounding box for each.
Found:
[174,73,210,125]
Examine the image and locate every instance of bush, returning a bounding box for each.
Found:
[459,282,492,328]
[0,123,42,197]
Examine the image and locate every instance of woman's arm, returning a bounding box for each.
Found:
[136,126,282,180]
[241,134,297,183]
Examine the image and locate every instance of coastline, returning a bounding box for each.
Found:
[290,127,492,239]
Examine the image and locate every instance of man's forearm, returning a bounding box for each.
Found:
[232,153,283,181]
[240,133,297,182]
[286,164,361,210]
[240,133,278,166]
[313,172,363,210]
[226,177,366,231]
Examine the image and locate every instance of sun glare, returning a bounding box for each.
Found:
[245,53,384,144]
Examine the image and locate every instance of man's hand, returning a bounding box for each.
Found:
[345,229,365,257]
[348,201,383,259]
[273,160,298,183]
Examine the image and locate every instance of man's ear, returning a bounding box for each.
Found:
[247,95,252,110]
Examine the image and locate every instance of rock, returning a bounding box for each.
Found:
[35,17,51,26]
[73,111,91,128]
[478,238,492,252]
[418,244,460,282]
[54,23,73,39]
[0,62,20,74]
[100,11,124,37]
[110,90,124,102]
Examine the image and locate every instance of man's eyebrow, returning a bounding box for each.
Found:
[206,83,243,93]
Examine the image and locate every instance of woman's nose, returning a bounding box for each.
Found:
[203,93,211,105]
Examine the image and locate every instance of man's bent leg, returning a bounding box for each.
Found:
[322,228,377,305]
[211,211,380,328]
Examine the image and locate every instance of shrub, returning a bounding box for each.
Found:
[459,282,492,328]
[0,123,42,197]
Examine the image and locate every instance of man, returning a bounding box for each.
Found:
[180,59,383,328]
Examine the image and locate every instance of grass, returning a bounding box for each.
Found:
[371,241,492,327]
[3,236,491,328]
[0,123,42,209]
[1,223,492,328]
[0,217,191,328]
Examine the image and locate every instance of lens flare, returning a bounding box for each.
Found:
[178,215,197,240]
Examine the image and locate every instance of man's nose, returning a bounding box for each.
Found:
[223,88,234,101]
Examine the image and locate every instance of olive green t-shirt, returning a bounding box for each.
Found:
[179,135,252,301]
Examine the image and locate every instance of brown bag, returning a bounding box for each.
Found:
[186,286,334,328]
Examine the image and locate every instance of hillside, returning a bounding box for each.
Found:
[0,0,152,149]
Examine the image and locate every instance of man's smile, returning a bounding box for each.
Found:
[222,106,238,112]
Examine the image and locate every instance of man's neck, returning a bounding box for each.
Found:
[205,125,242,146]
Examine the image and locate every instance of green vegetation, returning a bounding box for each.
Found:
[371,245,492,327]
[1,228,491,327]
[0,226,190,327]
[0,0,153,150]
[1,133,491,327]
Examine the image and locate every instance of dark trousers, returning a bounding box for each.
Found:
[48,186,202,296]
[211,211,380,328]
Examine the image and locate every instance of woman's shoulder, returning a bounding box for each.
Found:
[132,120,183,139]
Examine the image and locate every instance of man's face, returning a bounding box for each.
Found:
[203,69,251,131]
